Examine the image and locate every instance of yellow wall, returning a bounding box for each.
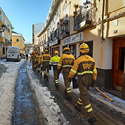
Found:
[12,35,25,54]
[0,10,12,58]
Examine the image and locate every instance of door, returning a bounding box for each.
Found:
[113,37,125,91]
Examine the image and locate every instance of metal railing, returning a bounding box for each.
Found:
[74,7,92,27]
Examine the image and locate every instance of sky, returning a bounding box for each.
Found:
[0,0,52,43]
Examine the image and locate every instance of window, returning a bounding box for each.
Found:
[16,39,19,42]
[3,47,5,54]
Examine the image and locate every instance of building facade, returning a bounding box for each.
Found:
[36,0,125,99]
[32,22,44,52]
[0,7,13,59]
[12,31,25,54]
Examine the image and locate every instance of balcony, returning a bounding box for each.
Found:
[74,7,92,31]
[58,20,70,39]
[49,30,60,46]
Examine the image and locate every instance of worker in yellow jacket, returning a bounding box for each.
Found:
[57,47,75,100]
[34,51,38,69]
[36,52,41,73]
[68,43,97,124]
[42,49,51,80]
[39,51,45,75]
[50,51,60,88]
[30,51,35,70]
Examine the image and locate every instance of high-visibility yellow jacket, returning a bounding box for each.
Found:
[36,55,41,64]
[68,55,97,81]
[57,54,75,70]
[39,55,43,64]
[34,54,38,62]
[42,54,51,64]
[30,54,35,61]
[50,55,60,70]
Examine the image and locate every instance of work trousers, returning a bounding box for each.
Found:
[62,67,72,97]
[77,74,95,118]
[43,62,49,76]
[32,61,35,70]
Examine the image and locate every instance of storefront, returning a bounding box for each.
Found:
[63,32,83,58]
[49,39,60,56]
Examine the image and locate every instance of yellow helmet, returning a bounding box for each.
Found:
[45,49,48,52]
[32,51,35,54]
[42,51,44,54]
[63,47,70,52]
[79,43,89,54]
[35,51,38,54]
[54,51,59,55]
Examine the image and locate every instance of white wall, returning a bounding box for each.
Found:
[105,38,113,69]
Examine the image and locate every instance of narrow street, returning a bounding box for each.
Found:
[27,60,125,125]
[0,59,125,125]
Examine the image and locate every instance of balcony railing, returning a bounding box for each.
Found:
[74,7,92,31]
[59,20,70,39]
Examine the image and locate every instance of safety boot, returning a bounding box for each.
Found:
[87,117,97,124]
[74,104,81,112]
[65,93,72,100]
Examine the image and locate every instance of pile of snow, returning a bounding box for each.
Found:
[0,59,25,125]
[27,68,68,125]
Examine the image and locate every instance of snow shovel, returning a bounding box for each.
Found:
[94,86,113,102]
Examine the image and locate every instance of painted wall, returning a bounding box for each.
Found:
[12,35,25,54]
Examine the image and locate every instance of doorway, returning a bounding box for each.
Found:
[113,37,125,91]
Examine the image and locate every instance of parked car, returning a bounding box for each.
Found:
[6,46,21,62]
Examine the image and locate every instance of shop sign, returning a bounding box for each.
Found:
[49,39,58,46]
[64,32,83,45]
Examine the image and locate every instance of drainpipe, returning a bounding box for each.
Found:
[101,0,105,40]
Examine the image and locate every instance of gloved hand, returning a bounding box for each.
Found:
[91,80,96,87]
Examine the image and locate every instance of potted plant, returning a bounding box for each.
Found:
[74,4,79,11]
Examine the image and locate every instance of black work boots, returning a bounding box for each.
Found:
[74,104,81,112]
[87,117,97,124]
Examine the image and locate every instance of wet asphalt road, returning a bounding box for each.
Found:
[12,61,46,125]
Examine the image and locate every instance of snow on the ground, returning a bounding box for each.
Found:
[0,59,25,125]
[27,67,69,125]
[49,67,125,113]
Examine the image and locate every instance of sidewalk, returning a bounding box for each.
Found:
[49,68,125,115]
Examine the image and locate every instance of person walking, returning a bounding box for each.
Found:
[39,51,45,75]
[30,51,35,70]
[42,49,51,80]
[57,47,75,100]
[50,51,60,88]
[68,43,97,124]
[26,53,28,60]
[36,52,41,73]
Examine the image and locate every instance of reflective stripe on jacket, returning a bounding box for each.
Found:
[68,55,97,81]
[50,56,60,65]
[57,54,75,70]
[42,54,51,62]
